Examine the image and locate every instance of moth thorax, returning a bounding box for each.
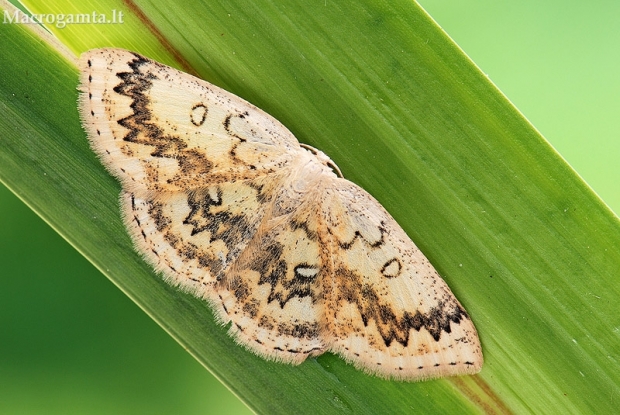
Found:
[288,150,335,195]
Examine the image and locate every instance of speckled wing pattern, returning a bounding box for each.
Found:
[78,48,482,381]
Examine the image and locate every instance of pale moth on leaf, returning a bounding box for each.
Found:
[78,48,482,381]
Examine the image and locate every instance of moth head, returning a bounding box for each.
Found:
[299,143,343,178]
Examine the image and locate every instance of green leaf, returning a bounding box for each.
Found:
[2,0,619,413]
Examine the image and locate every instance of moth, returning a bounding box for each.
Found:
[78,48,482,380]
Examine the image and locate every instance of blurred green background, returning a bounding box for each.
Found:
[1,1,618,414]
